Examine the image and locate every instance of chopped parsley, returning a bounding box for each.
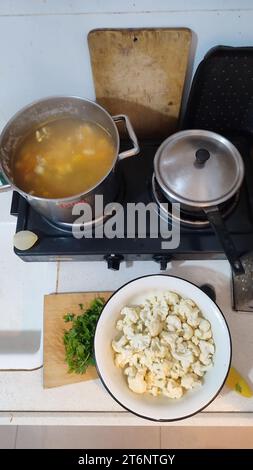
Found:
[63,297,105,374]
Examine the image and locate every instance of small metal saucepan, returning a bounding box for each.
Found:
[154,129,245,275]
[0,96,140,226]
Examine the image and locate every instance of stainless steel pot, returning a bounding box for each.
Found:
[154,129,245,275]
[0,96,139,226]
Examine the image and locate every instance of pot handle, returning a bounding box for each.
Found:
[112,114,140,160]
[0,172,11,192]
[204,206,245,276]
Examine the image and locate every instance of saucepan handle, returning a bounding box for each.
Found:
[0,171,11,192]
[204,205,245,276]
[113,114,140,160]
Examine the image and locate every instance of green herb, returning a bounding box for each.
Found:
[63,313,75,323]
[63,297,105,374]
[235,382,242,394]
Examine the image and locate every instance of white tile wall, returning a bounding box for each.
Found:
[0,1,253,131]
[0,1,252,15]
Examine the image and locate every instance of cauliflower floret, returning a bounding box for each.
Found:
[199,339,215,355]
[149,386,160,397]
[150,360,171,379]
[114,350,133,368]
[147,319,163,337]
[170,361,186,379]
[174,299,197,321]
[150,338,168,358]
[199,340,215,366]
[191,360,211,377]
[116,319,124,331]
[138,348,156,368]
[124,365,136,376]
[135,321,144,333]
[181,373,202,390]
[191,335,200,346]
[146,371,155,387]
[199,319,211,332]
[185,308,201,328]
[121,306,139,323]
[174,299,200,326]
[128,352,142,368]
[122,324,136,340]
[152,376,167,390]
[139,304,152,323]
[152,296,169,320]
[112,291,214,400]
[175,337,188,354]
[173,304,186,320]
[164,379,183,399]
[112,335,128,353]
[160,332,177,351]
[127,371,147,394]
[165,291,180,306]
[182,322,194,340]
[129,333,151,351]
[194,328,212,340]
[166,315,181,332]
[171,349,194,370]
[187,341,200,357]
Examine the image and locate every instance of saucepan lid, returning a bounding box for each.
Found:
[154,129,244,207]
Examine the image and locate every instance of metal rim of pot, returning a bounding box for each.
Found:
[154,129,245,275]
[0,95,140,203]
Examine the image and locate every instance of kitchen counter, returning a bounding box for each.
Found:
[1,192,253,426]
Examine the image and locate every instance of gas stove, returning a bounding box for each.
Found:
[11,138,253,270]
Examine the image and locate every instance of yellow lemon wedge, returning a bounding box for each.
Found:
[226,366,253,397]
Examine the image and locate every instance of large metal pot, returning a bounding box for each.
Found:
[0,96,139,226]
[154,129,245,275]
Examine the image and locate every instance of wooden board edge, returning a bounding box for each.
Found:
[88,27,192,38]
[43,292,112,389]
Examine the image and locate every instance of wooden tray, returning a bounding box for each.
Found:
[43,292,112,388]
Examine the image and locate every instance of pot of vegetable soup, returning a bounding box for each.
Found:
[0,96,139,225]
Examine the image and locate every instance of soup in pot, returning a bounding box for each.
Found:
[12,117,116,198]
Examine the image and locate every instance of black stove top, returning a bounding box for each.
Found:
[11,139,253,270]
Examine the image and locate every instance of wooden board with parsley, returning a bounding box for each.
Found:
[63,297,105,374]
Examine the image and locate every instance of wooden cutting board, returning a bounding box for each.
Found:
[88,28,192,139]
[43,292,112,388]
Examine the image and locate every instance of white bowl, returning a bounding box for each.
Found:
[94,275,232,422]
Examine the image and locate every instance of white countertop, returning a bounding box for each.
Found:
[1,192,253,426]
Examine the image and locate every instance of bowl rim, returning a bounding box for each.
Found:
[94,273,232,422]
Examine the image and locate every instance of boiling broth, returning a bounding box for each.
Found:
[13,117,116,198]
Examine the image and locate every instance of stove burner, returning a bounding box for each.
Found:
[151,174,239,228]
[41,210,109,233]
[41,177,126,233]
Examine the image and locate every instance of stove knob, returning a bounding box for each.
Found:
[106,254,124,271]
[153,255,172,271]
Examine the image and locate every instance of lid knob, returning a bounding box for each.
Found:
[195,148,210,165]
